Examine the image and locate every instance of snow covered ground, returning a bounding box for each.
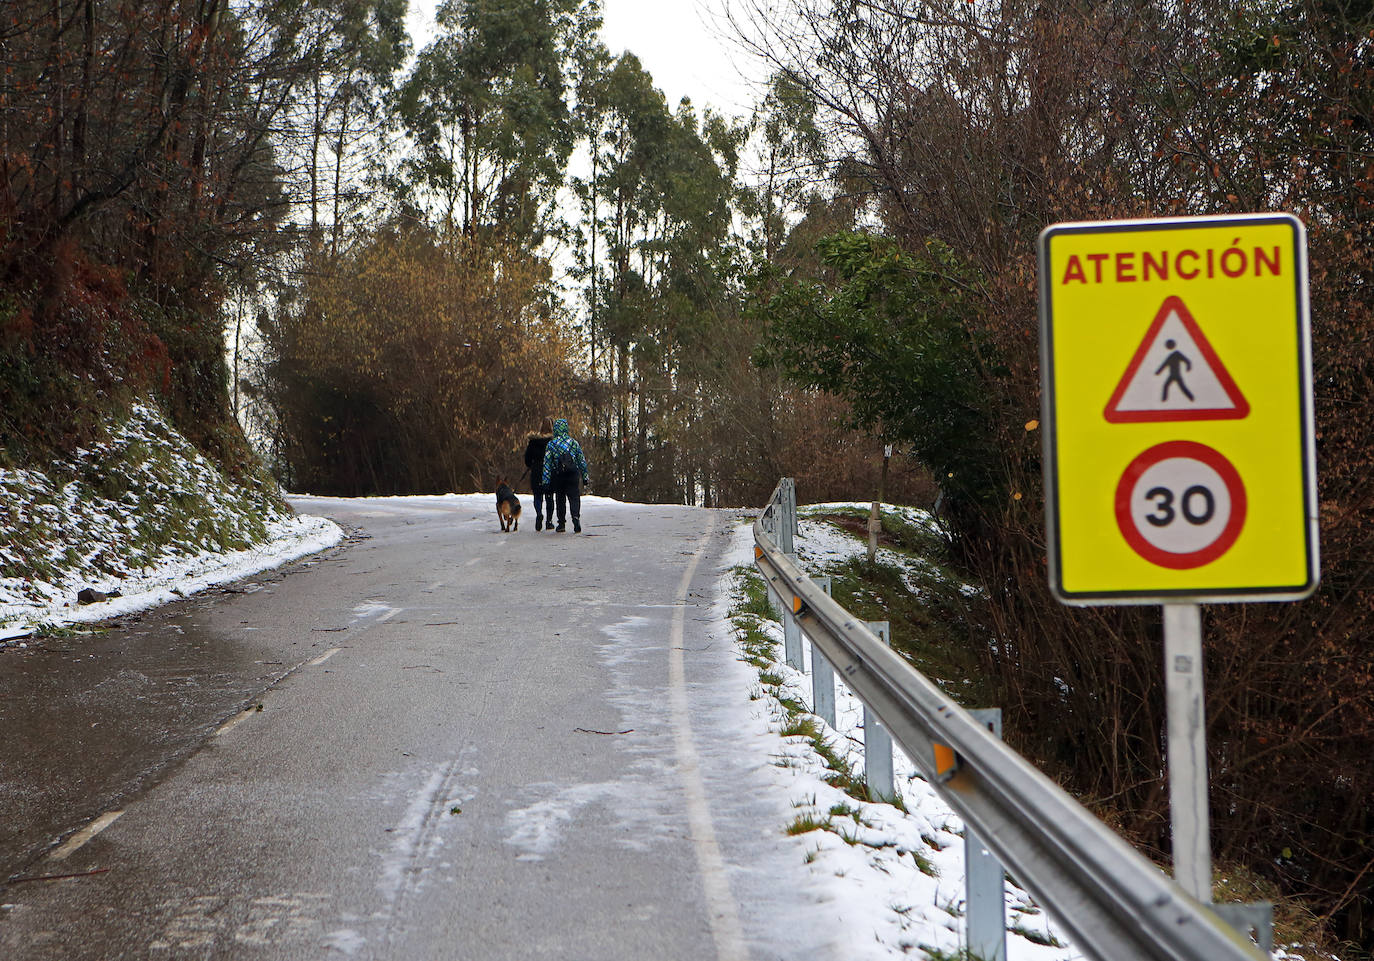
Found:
[0,402,345,643]
[715,506,1078,961]
[0,511,341,644]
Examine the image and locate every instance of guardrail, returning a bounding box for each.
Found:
[753,478,1269,961]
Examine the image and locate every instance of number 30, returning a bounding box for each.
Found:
[1144,485,1216,527]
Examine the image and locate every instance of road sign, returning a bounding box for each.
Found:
[1104,296,1249,422]
[1114,440,1246,569]
[1038,213,1318,603]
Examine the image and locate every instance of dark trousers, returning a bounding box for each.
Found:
[531,485,553,523]
[553,475,580,527]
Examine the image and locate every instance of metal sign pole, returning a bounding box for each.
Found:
[1164,603,1212,902]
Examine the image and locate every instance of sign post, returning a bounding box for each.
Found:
[1038,214,1316,922]
[1163,603,1210,900]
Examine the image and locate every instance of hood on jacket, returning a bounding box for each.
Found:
[552,418,570,438]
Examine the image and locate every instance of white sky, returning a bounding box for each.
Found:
[599,0,761,116]
[405,0,763,119]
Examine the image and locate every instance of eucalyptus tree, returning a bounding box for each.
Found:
[570,51,746,497]
[293,0,410,252]
[395,0,592,242]
[747,71,826,262]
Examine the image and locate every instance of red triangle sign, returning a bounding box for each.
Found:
[1104,296,1249,423]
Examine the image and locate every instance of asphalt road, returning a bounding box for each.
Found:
[0,495,848,960]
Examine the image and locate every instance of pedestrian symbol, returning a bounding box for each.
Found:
[1104,296,1249,423]
[1157,340,1194,402]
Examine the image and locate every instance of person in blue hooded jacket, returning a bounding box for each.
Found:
[540,417,590,533]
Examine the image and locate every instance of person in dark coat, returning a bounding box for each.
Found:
[523,417,555,531]
[540,417,590,533]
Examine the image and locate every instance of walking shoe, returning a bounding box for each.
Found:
[535,517,543,531]
[573,521,581,533]
[555,523,565,532]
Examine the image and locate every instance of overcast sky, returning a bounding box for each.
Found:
[599,0,761,116]
[405,0,763,119]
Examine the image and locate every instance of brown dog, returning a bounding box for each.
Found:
[495,481,521,532]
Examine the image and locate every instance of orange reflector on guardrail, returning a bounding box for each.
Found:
[934,743,958,782]
[792,595,803,614]
[754,545,764,560]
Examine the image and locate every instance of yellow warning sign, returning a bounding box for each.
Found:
[1038,214,1318,604]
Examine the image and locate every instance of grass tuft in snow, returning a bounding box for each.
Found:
[1010,921,1067,948]
[728,565,776,621]
[786,811,832,836]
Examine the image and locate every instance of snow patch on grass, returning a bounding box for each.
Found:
[0,403,341,642]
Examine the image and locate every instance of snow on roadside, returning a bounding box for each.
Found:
[0,404,342,644]
[715,508,1078,960]
[0,512,342,644]
[715,504,1314,961]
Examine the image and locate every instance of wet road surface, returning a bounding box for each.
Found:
[0,495,849,959]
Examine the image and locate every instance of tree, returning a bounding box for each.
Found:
[752,231,994,500]
[747,71,826,261]
[0,0,341,463]
[263,223,575,494]
[291,0,410,253]
[394,0,586,241]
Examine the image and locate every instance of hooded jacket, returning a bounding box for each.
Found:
[523,430,553,489]
[541,418,589,487]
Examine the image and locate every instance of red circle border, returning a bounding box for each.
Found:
[1113,440,1247,570]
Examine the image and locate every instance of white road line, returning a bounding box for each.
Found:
[668,514,750,961]
[377,609,399,623]
[308,647,342,666]
[49,810,123,861]
[216,707,259,737]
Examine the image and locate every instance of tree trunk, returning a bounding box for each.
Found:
[867,444,890,563]
[330,69,354,257]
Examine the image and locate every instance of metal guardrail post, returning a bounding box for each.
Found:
[782,554,803,669]
[762,507,782,617]
[779,477,796,555]
[766,578,782,618]
[1211,903,1274,956]
[863,621,895,801]
[809,575,835,728]
[966,708,1007,961]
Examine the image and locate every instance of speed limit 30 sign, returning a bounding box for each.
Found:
[1114,440,1246,570]
[1038,214,1318,604]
